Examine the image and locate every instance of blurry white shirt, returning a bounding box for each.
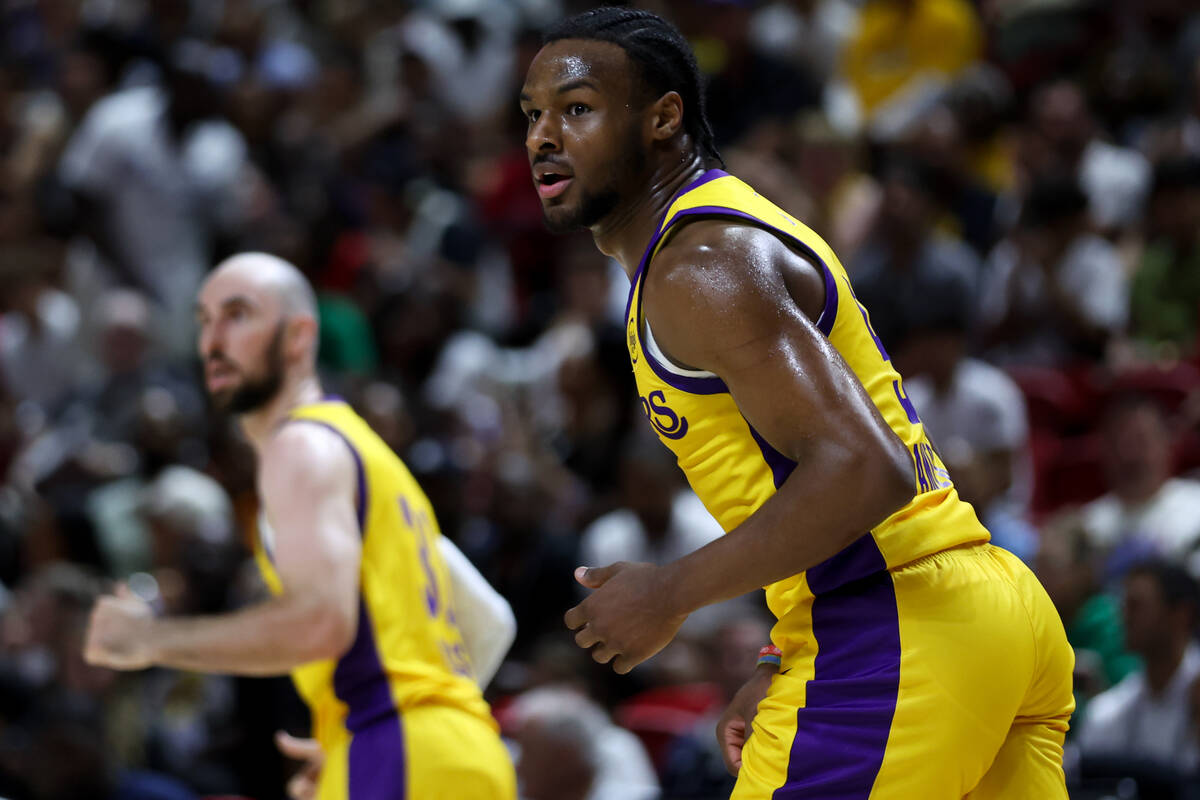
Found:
[588,723,660,800]
[906,359,1028,455]
[906,358,1032,512]
[980,234,1128,365]
[1079,139,1151,231]
[580,489,725,568]
[58,86,248,351]
[0,289,83,413]
[1079,642,1200,773]
[1081,478,1200,561]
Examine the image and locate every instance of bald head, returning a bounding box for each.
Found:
[197,253,321,414]
[208,252,318,320]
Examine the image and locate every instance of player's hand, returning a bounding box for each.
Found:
[716,663,776,776]
[564,561,687,674]
[276,731,324,800]
[83,584,156,670]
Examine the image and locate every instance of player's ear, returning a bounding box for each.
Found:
[287,315,319,361]
[650,91,684,142]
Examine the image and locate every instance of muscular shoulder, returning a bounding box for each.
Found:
[643,219,826,371]
[647,219,825,324]
[259,422,355,501]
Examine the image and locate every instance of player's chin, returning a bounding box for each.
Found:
[541,205,586,234]
[206,386,238,413]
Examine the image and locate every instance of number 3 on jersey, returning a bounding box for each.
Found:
[399,496,473,677]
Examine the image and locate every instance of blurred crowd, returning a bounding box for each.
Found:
[3,0,1200,798]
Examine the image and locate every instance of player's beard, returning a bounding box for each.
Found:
[208,324,286,415]
[543,122,646,233]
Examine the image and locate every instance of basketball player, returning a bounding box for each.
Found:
[522,8,1074,798]
[83,253,517,800]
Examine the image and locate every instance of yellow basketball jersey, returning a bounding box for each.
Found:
[625,170,990,625]
[253,398,494,750]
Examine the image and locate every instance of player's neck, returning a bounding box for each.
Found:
[239,374,324,453]
[592,154,710,279]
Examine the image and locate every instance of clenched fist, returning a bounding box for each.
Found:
[83,585,156,670]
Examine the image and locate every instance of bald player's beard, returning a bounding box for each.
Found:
[209,324,287,415]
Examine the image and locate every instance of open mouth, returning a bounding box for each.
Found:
[536,171,573,199]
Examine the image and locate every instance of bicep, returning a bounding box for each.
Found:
[648,241,889,462]
[719,307,887,463]
[261,429,362,601]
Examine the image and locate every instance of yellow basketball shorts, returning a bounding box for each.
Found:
[316,705,516,800]
[734,542,1075,799]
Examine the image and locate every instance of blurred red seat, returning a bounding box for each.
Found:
[1005,365,1096,434]
[614,682,724,774]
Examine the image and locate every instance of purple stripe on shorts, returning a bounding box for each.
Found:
[337,601,406,799]
[346,708,407,800]
[773,538,899,800]
[807,534,890,595]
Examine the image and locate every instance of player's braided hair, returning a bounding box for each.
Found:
[543,7,723,167]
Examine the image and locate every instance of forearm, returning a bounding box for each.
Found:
[662,444,910,616]
[148,596,351,676]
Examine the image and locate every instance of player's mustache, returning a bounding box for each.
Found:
[205,353,239,371]
[532,154,571,169]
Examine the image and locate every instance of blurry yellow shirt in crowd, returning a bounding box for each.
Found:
[842,0,983,116]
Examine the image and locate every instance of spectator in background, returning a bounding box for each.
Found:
[901,288,1037,562]
[658,612,773,800]
[978,174,1128,365]
[580,434,724,574]
[1036,517,1139,726]
[1078,395,1200,579]
[1078,561,1200,784]
[848,155,980,355]
[747,0,858,87]
[56,39,255,354]
[1023,80,1151,234]
[511,686,659,800]
[675,0,820,147]
[942,64,1018,198]
[0,238,84,417]
[1129,156,1200,357]
[837,0,983,140]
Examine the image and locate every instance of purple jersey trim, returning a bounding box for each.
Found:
[774,537,899,799]
[623,168,730,328]
[627,183,840,396]
[814,257,839,336]
[746,421,797,490]
[287,417,367,531]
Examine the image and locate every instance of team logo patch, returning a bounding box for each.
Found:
[627,316,639,364]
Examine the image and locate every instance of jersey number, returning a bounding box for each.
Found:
[399,496,472,677]
[842,275,921,425]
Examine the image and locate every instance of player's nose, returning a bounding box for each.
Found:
[526,115,560,154]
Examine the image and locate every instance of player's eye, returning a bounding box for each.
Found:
[567,103,590,116]
[525,109,540,123]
